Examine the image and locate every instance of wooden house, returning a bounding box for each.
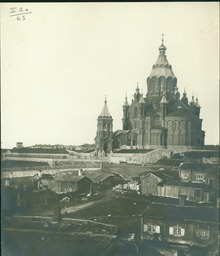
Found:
[141,203,218,249]
[86,172,118,191]
[141,172,172,195]
[179,163,219,188]
[158,180,213,202]
[49,175,92,194]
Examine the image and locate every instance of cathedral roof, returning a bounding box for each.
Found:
[113,130,130,137]
[98,98,112,118]
[149,41,175,78]
[160,94,168,104]
[139,94,145,104]
[166,109,191,117]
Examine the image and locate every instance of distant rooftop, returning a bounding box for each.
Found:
[114,149,154,154]
[10,147,69,154]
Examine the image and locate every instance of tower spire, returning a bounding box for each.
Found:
[123,93,129,106]
[99,96,111,118]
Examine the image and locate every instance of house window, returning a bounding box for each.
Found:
[169,226,185,237]
[196,229,210,240]
[196,174,204,181]
[144,224,160,234]
[181,172,188,179]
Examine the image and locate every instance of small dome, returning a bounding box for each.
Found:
[123,96,129,107]
[159,43,167,51]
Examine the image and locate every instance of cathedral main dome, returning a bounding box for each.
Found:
[147,40,177,97]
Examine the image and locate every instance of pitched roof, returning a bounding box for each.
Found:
[86,172,115,182]
[10,147,69,154]
[160,95,168,104]
[54,175,89,182]
[143,203,219,223]
[161,179,213,191]
[113,130,130,137]
[9,216,119,236]
[139,95,146,104]
[142,172,174,181]
[179,162,218,172]
[8,176,38,183]
[98,100,112,118]
[166,109,191,117]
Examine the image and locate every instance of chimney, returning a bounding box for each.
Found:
[78,169,82,176]
[179,194,186,207]
[54,206,62,222]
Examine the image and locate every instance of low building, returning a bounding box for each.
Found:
[16,142,23,148]
[157,180,213,202]
[141,172,173,195]
[49,175,92,194]
[86,172,120,191]
[3,175,40,191]
[141,203,219,249]
[179,162,219,188]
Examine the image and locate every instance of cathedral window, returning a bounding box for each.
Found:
[134,107,138,118]
[103,124,107,131]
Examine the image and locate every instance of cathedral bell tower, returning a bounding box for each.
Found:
[95,97,113,157]
[122,94,131,130]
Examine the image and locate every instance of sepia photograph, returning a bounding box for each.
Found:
[1,2,219,256]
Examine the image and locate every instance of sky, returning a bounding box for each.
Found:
[1,2,219,148]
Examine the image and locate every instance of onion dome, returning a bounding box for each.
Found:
[195,97,200,108]
[181,89,188,106]
[149,37,175,78]
[98,97,112,118]
[123,94,129,107]
[134,82,141,102]
[190,95,195,105]
[159,42,167,55]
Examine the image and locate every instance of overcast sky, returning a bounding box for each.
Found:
[1,3,219,148]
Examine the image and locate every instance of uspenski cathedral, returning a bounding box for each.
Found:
[95,38,205,155]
